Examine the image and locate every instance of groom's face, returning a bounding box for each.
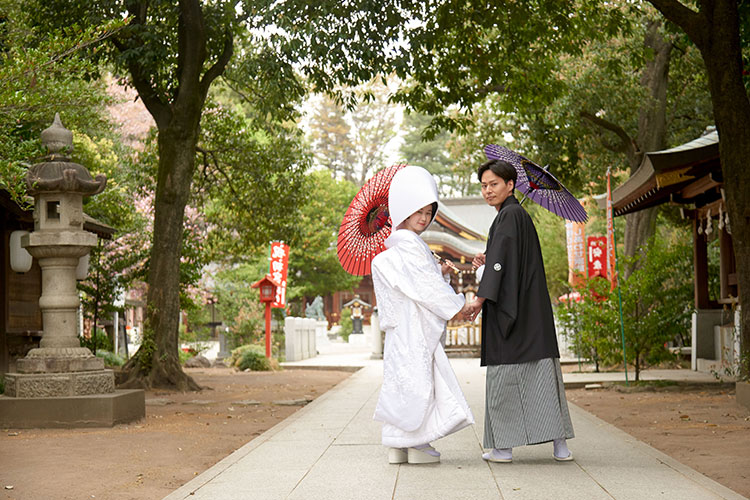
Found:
[480,170,514,209]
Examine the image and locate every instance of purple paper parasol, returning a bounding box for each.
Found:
[484,144,588,223]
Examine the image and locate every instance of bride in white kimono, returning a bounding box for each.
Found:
[371,166,475,464]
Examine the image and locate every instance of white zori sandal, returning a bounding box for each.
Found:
[407,444,440,464]
[553,438,573,461]
[388,448,407,464]
[482,448,512,463]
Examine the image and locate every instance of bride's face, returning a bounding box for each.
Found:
[401,204,434,234]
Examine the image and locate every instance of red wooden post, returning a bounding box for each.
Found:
[264,301,272,359]
[251,275,281,359]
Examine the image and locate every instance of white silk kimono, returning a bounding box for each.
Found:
[371,229,475,448]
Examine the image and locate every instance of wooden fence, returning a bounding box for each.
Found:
[445,321,481,348]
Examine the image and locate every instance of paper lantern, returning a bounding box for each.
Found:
[10,230,32,273]
[76,253,90,281]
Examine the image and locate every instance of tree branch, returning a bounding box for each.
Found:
[220,75,265,105]
[176,0,207,104]
[195,146,241,202]
[579,110,638,160]
[476,83,507,98]
[647,0,707,48]
[201,30,234,98]
[110,12,172,129]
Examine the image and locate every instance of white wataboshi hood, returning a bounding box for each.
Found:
[388,166,439,229]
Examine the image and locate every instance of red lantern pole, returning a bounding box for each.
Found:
[264,301,272,359]
[251,275,279,360]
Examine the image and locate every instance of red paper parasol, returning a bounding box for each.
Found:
[337,164,407,276]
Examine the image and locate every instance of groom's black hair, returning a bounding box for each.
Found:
[477,159,517,189]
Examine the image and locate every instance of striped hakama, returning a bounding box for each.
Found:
[483,358,574,449]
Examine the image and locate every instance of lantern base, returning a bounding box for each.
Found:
[0,389,144,428]
[3,369,115,398]
[16,347,105,373]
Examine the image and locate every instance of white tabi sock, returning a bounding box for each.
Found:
[413,443,440,457]
[553,438,571,459]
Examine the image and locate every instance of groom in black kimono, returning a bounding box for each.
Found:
[465,158,574,463]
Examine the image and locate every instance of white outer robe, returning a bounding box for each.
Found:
[371,229,475,448]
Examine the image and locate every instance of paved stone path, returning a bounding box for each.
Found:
[164,357,745,500]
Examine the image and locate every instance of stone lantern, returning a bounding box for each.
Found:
[0,115,144,427]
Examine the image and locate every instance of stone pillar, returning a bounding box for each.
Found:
[371,307,383,359]
[284,317,299,362]
[217,331,230,361]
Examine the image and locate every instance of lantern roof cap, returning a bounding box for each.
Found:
[251,274,281,289]
[25,113,107,197]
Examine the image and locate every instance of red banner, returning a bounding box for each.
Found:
[606,170,617,288]
[587,236,607,278]
[269,241,289,308]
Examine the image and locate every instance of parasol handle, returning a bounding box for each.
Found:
[432,252,459,274]
[518,164,548,206]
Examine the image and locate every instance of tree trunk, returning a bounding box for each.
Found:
[647,0,750,379]
[580,20,671,278]
[634,353,641,381]
[696,5,750,380]
[119,121,202,391]
[651,0,750,379]
[623,20,671,279]
[117,0,232,390]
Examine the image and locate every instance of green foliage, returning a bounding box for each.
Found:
[385,3,712,204]
[0,5,147,330]
[257,0,421,107]
[0,1,125,203]
[389,1,628,137]
[286,170,361,303]
[79,329,113,353]
[620,233,694,379]
[213,261,268,351]
[180,304,214,344]
[229,344,271,372]
[134,332,156,374]
[228,344,254,368]
[178,349,195,365]
[308,95,357,180]
[339,307,353,343]
[95,349,125,367]
[308,78,400,186]
[238,346,272,372]
[557,275,621,372]
[514,11,713,196]
[194,102,311,260]
[399,112,469,195]
[76,130,151,325]
[557,228,693,379]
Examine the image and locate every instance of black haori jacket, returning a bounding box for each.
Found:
[477,195,560,366]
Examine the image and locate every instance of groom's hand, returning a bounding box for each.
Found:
[472,253,486,269]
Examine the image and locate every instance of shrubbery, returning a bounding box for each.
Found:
[79,329,113,352]
[95,349,126,367]
[557,235,693,380]
[178,349,195,365]
[229,344,272,371]
[339,307,353,342]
